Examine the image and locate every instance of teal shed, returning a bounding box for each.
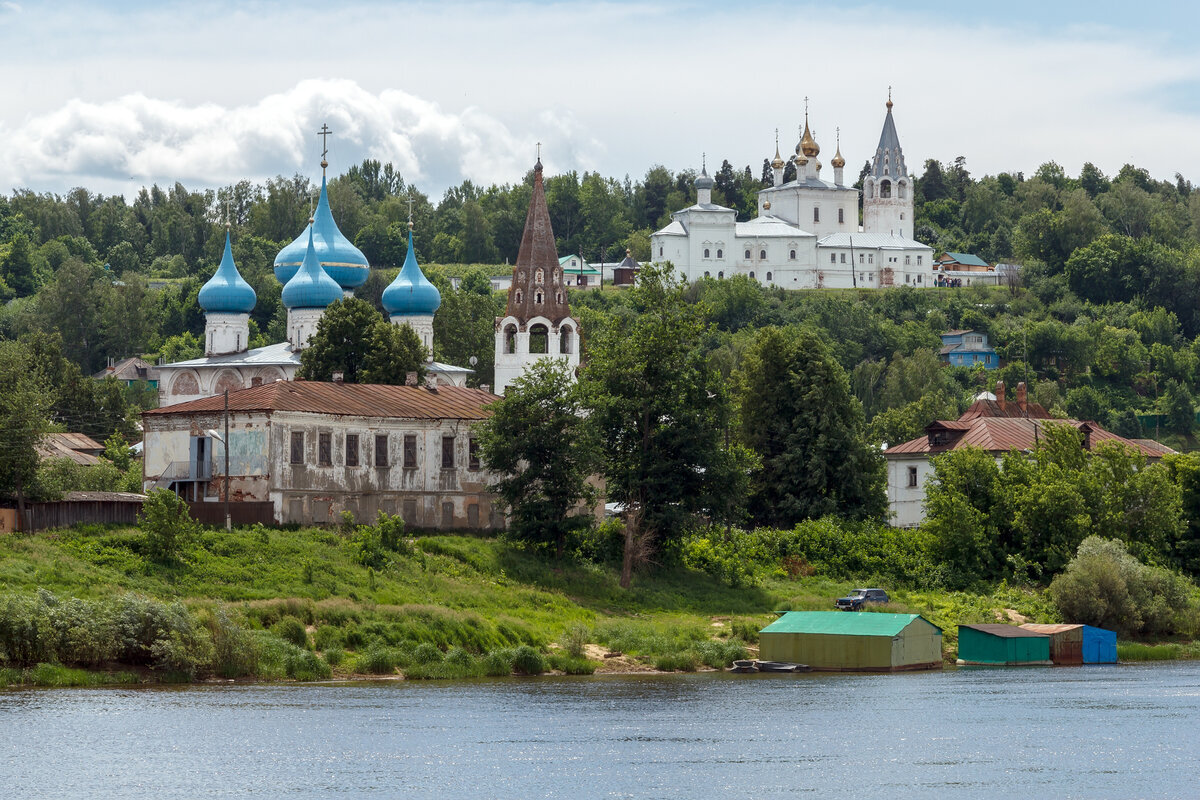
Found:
[759,611,943,672]
[957,624,1051,666]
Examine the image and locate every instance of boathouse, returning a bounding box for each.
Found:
[1018,623,1117,664]
[758,611,943,671]
[956,624,1051,666]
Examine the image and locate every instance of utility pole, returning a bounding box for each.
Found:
[224,389,231,531]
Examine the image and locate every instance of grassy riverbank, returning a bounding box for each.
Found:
[0,523,1192,686]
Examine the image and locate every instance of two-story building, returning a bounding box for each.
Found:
[939,329,999,369]
[142,379,502,530]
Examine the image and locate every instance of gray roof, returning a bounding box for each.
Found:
[735,216,815,238]
[761,175,847,194]
[653,219,688,236]
[159,339,471,375]
[871,105,907,180]
[818,232,931,250]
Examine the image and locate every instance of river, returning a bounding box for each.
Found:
[2,662,1198,798]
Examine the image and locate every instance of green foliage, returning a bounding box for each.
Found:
[139,489,201,564]
[509,644,547,675]
[558,623,590,659]
[476,358,596,558]
[270,616,308,648]
[297,297,425,384]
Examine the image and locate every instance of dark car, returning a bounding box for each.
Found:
[835,588,889,610]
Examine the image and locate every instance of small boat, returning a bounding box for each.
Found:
[754,660,811,673]
[728,660,758,673]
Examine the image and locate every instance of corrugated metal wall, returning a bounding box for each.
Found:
[760,620,941,671]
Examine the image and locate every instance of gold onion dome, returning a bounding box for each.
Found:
[794,152,808,166]
[771,147,785,170]
[801,122,820,157]
[831,147,845,169]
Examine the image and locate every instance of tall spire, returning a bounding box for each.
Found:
[507,155,570,324]
[871,91,906,179]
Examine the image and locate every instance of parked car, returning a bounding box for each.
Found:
[835,588,889,610]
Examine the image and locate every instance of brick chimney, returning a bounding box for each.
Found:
[995,379,1006,412]
[424,374,439,391]
[405,371,418,386]
[1016,381,1027,414]
[332,372,344,384]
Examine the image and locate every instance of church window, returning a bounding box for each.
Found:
[529,323,549,354]
[504,324,517,354]
[880,180,891,199]
[830,253,836,264]
[838,208,845,223]
[659,246,663,257]
[766,272,772,282]
[718,271,724,279]
[560,325,574,354]
[704,248,710,259]
[813,207,820,223]
[749,271,755,280]
[759,249,766,260]
[556,292,563,304]
[744,249,751,260]
[716,249,723,259]
[704,271,710,278]
[535,290,544,304]
[900,213,905,220]
[535,268,544,284]
[554,269,561,284]
[789,249,796,260]
[515,290,523,305]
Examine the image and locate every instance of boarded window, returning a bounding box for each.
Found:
[468,438,480,471]
[375,434,389,467]
[287,497,304,522]
[441,502,454,528]
[290,431,304,465]
[402,499,417,524]
[404,434,417,469]
[345,434,359,467]
[467,504,480,528]
[442,435,456,469]
[318,432,332,466]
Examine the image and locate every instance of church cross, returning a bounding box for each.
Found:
[536,141,541,161]
[317,124,333,159]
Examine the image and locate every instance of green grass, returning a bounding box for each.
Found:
[1116,642,1200,661]
[0,664,141,688]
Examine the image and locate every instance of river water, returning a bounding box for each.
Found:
[2,662,1198,799]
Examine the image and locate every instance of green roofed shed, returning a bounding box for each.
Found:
[957,624,1052,666]
[759,611,943,671]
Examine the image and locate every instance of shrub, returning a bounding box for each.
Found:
[510,645,546,675]
[271,616,308,649]
[481,649,514,677]
[547,652,597,675]
[139,489,201,564]
[574,518,625,564]
[411,642,443,665]
[654,651,698,672]
[313,625,343,651]
[323,647,344,667]
[205,610,260,678]
[559,623,590,659]
[286,649,332,681]
[694,639,747,668]
[358,644,397,674]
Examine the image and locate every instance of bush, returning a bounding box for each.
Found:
[358,644,397,674]
[547,652,597,674]
[574,519,625,564]
[694,639,747,668]
[313,624,343,651]
[559,623,590,659]
[286,649,331,681]
[510,645,546,675]
[323,647,344,667]
[481,649,514,677]
[411,642,443,665]
[205,610,260,678]
[271,616,308,649]
[1050,536,1200,638]
[654,651,699,672]
[139,489,201,564]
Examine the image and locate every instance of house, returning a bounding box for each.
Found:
[142,379,503,530]
[1018,623,1117,664]
[885,380,1173,527]
[938,329,999,369]
[559,254,602,287]
[933,252,997,286]
[758,611,943,671]
[36,433,106,467]
[611,249,641,286]
[93,357,160,388]
[957,624,1051,666]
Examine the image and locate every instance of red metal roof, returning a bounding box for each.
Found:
[886,416,1172,459]
[960,624,1046,638]
[959,398,1052,420]
[144,381,498,421]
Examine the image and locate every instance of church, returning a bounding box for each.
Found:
[650,97,934,289]
[156,146,470,407]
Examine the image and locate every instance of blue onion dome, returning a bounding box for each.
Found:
[382,227,441,316]
[199,229,256,313]
[272,173,370,288]
[281,226,344,310]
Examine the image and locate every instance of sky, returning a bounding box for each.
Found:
[3,0,1200,201]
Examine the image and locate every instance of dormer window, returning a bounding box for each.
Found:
[535,290,544,304]
[535,268,544,284]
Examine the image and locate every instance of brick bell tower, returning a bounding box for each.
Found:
[493,150,582,395]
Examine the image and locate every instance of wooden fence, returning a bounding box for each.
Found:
[18,498,144,532]
[185,501,276,527]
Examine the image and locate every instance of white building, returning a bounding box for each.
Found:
[142,380,503,529]
[651,97,934,289]
[493,156,582,395]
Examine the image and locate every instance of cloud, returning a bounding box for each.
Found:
[2,79,602,198]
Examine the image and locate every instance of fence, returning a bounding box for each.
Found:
[185,501,276,527]
[16,495,145,532]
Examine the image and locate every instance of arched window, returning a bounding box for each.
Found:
[749,271,755,280]
[515,289,523,304]
[813,207,820,223]
[535,290,544,304]
[504,323,517,354]
[535,268,544,284]
[529,323,549,354]
[838,208,845,223]
[744,249,751,259]
[704,248,710,258]
[560,325,574,354]
[716,249,723,259]
[900,213,905,220]
[766,272,772,282]
[880,180,892,199]
[718,271,724,279]
[704,271,710,278]
[554,269,561,284]
[898,181,907,199]
[789,249,796,260]
[556,292,563,304]
[659,246,663,257]
[759,249,766,260]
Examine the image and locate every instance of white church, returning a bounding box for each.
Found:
[651,97,934,289]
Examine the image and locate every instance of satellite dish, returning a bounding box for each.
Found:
[469,356,478,366]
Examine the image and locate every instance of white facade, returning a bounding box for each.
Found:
[205,312,250,356]
[493,315,581,396]
[391,313,435,353]
[885,454,938,528]
[651,101,934,289]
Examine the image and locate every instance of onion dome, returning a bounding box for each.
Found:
[831,147,846,169]
[794,152,809,167]
[801,119,820,158]
[771,146,785,170]
[198,229,256,313]
[273,173,370,289]
[382,225,441,317]
[695,161,714,190]
[281,226,344,310]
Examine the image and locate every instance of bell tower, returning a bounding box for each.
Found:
[862,90,914,239]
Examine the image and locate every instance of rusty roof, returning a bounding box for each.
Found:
[144,381,498,421]
[959,398,1052,420]
[886,416,1173,459]
[36,433,106,466]
[1019,623,1083,635]
[92,356,160,382]
[960,623,1047,638]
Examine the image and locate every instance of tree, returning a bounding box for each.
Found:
[297,297,425,384]
[737,326,886,527]
[583,262,751,588]
[0,340,52,521]
[139,489,200,564]
[475,359,595,558]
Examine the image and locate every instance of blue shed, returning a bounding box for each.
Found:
[1020,623,1117,664]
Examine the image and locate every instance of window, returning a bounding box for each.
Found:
[468,438,480,471]
[535,290,544,304]
[880,179,891,199]
[718,271,724,279]
[704,248,710,258]
[838,208,845,223]
[917,256,923,265]
[318,432,332,466]
[345,434,359,467]
[749,271,755,279]
[515,289,523,304]
[840,253,846,264]
[759,249,766,260]
[868,254,874,264]
[716,249,723,259]
[859,253,864,264]
[907,466,918,487]
[403,434,417,469]
[830,253,836,264]
[744,249,751,260]
[898,182,907,199]
[766,272,772,282]
[900,212,905,220]
[375,434,388,467]
[704,271,710,278]
[560,325,573,354]
[535,268,544,283]
[529,323,548,354]
[905,255,911,265]
[441,435,456,469]
[290,432,304,465]
[813,207,821,223]
[659,246,663,257]
[504,324,517,354]
[789,249,796,260]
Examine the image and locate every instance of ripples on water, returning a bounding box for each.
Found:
[2,663,1198,799]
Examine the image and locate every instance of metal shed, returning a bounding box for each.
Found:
[758,611,943,672]
[1019,623,1117,664]
[957,624,1051,666]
